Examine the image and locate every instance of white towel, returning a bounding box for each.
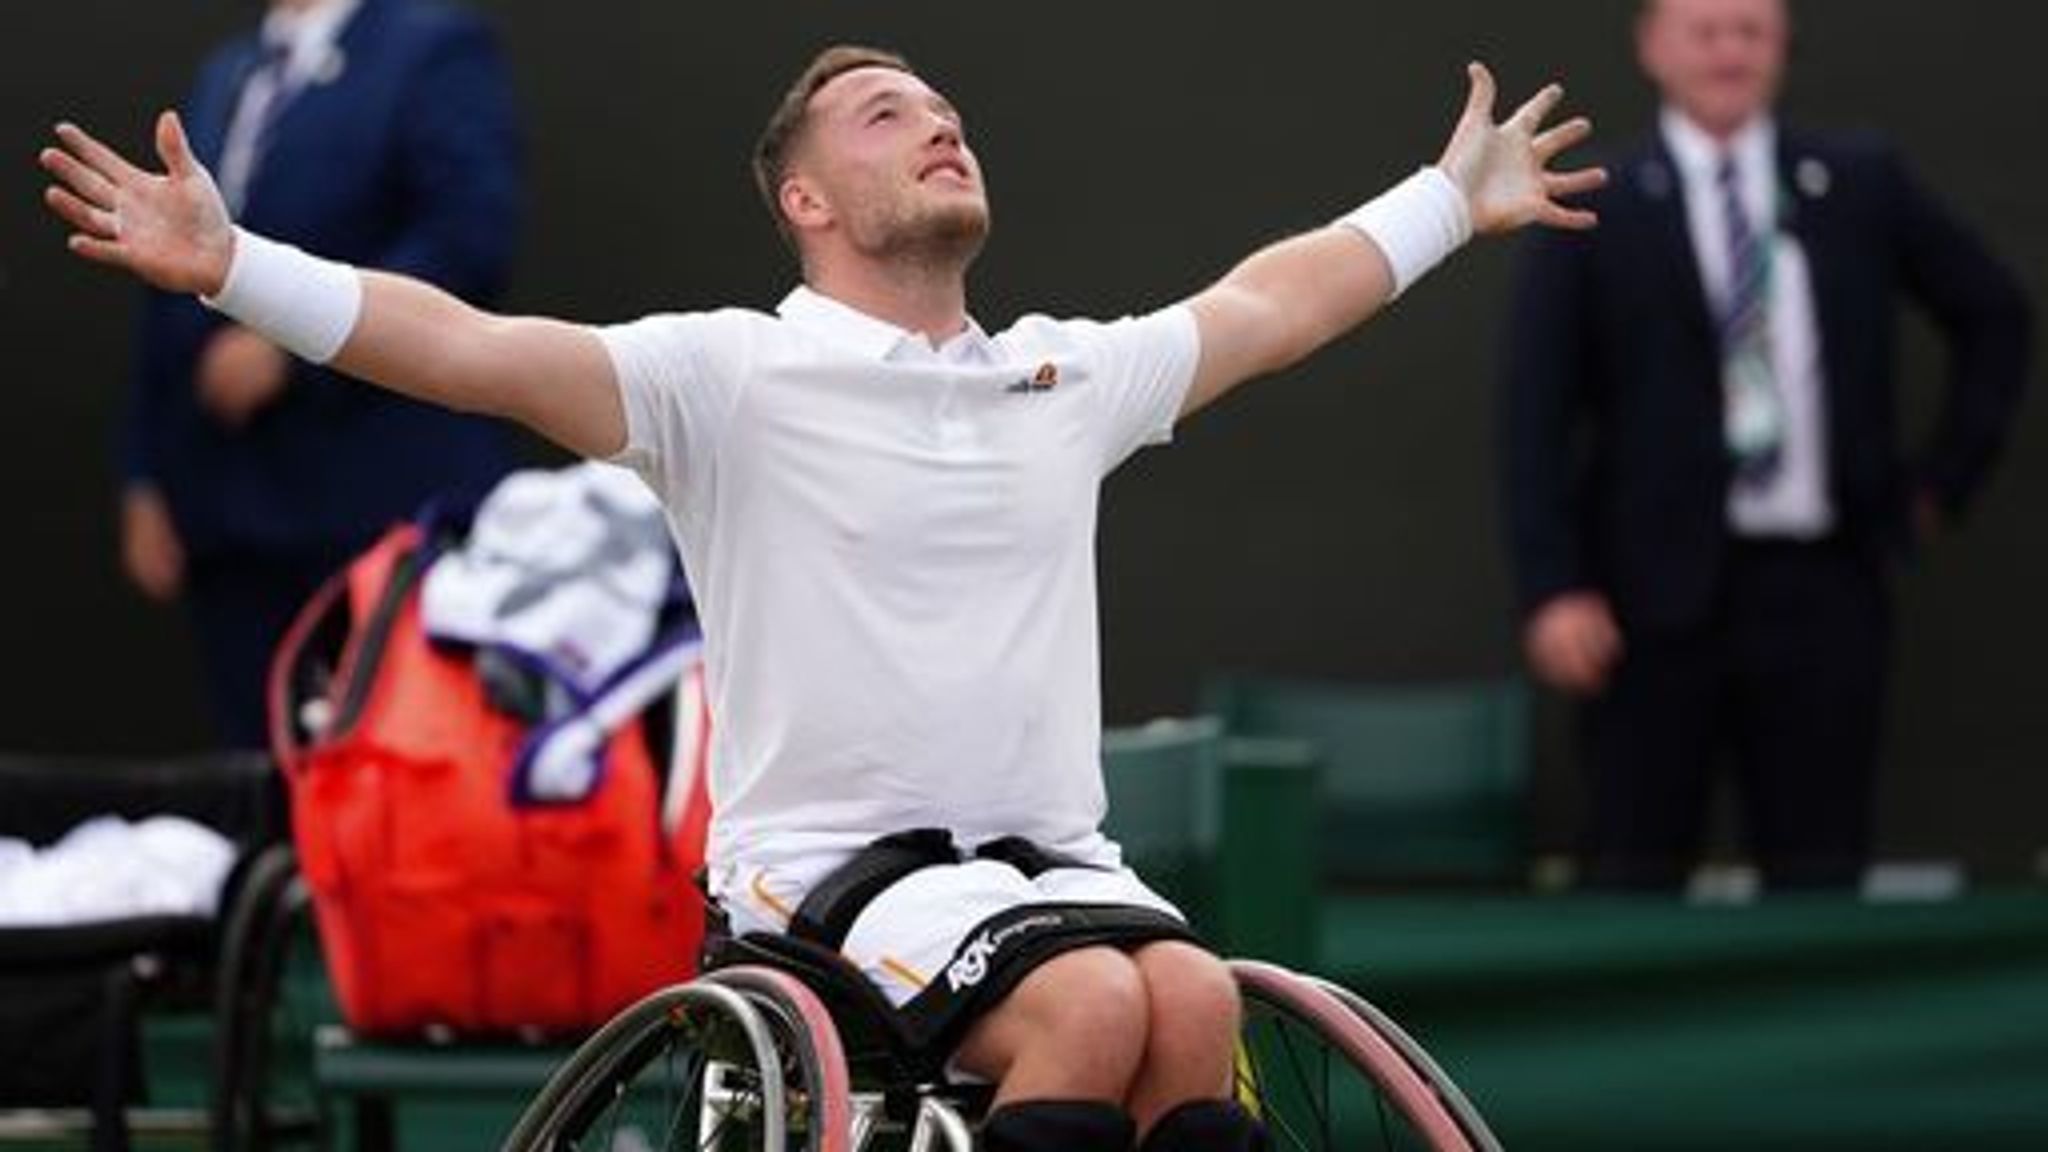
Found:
[0,816,237,926]
[512,628,702,804]
[421,462,674,700]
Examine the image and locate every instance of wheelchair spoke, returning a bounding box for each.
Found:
[504,981,795,1152]
[1230,959,1475,1152]
[1323,1037,1335,1151]
[647,1044,703,1151]
[1239,1010,1334,1152]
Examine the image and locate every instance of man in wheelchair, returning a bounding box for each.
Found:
[43,38,1600,1152]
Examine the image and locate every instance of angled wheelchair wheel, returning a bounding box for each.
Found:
[499,972,851,1152]
[1308,975,1502,1152]
[212,843,324,1152]
[1230,960,1475,1152]
[699,966,855,1152]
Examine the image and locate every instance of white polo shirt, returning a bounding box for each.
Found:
[600,288,1199,889]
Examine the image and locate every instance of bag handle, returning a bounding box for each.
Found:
[265,563,352,780]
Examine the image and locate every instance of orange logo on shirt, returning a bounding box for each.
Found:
[1005,362,1059,394]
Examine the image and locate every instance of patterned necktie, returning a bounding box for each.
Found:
[1716,153,1782,486]
[219,36,296,214]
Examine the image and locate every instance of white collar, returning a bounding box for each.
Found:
[1660,106,1775,184]
[776,285,996,364]
[261,0,362,68]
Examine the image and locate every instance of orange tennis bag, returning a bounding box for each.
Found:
[268,513,710,1036]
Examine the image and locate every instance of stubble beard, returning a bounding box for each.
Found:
[865,197,991,274]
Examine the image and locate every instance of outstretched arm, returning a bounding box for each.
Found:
[1179,63,1604,418]
[41,112,625,459]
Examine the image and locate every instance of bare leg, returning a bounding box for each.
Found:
[1124,941,1241,1134]
[953,945,1150,1106]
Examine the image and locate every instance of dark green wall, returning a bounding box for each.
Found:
[3,2,2041,875]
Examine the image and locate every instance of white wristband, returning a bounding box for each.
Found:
[201,227,363,364]
[1336,166,1472,299]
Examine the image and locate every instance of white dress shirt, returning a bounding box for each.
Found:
[217,0,362,211]
[1662,107,1835,538]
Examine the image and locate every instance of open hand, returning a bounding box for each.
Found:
[40,112,235,296]
[1437,63,1606,235]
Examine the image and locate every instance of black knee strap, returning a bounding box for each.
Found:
[983,1099,1134,1152]
[1140,1099,1267,1152]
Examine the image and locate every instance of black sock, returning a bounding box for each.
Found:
[981,1099,1135,1152]
[1138,1098,1267,1152]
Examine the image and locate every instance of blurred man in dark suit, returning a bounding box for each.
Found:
[121,0,520,746]
[1504,0,2031,891]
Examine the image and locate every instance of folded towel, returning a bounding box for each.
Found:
[422,461,676,701]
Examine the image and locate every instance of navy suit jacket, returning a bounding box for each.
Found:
[125,0,520,559]
[1504,127,2031,633]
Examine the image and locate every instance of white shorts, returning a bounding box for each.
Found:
[723,851,1184,1008]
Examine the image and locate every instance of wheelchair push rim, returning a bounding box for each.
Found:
[498,973,850,1152]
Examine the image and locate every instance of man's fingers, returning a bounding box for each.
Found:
[1545,166,1609,198]
[1539,166,1608,230]
[1462,61,1497,125]
[45,185,119,238]
[1542,204,1600,231]
[67,233,129,267]
[39,145,118,207]
[1508,83,1566,132]
[155,110,198,178]
[1533,117,1594,161]
[54,122,145,186]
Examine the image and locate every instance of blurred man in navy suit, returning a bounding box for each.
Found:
[1504,0,2030,891]
[121,0,520,746]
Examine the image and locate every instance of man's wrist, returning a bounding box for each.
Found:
[200,227,362,364]
[198,229,235,299]
[1335,166,1473,299]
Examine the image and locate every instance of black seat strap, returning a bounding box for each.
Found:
[972,835,1102,878]
[787,828,961,949]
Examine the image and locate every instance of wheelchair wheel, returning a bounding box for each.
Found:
[1230,960,1474,1152]
[699,965,854,1152]
[499,972,851,1152]
[1309,975,1501,1152]
[212,843,323,1152]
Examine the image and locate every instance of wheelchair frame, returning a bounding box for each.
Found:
[496,940,1502,1152]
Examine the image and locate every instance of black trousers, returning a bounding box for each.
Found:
[1582,536,1889,892]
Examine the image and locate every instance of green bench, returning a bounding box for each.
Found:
[310,1027,568,1152]
[1102,717,1322,968]
[1204,674,1532,888]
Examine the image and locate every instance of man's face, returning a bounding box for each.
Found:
[1638,0,1788,137]
[790,66,990,266]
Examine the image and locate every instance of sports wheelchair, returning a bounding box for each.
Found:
[498,928,1501,1152]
